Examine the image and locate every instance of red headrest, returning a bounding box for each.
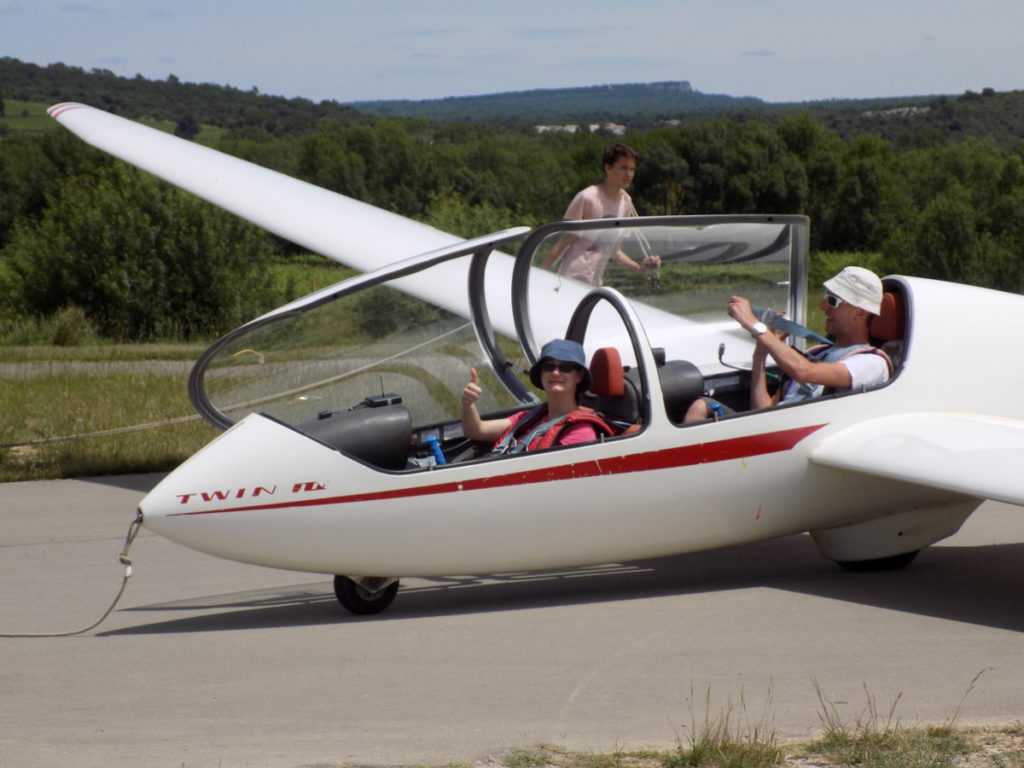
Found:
[870,291,906,341]
[588,347,625,397]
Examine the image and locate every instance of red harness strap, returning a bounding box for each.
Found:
[492,406,618,454]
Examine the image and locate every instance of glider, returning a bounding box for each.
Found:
[49,103,1024,615]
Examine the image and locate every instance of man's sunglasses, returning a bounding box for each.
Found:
[823,293,845,308]
[540,361,581,374]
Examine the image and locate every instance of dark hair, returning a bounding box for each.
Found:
[602,143,639,168]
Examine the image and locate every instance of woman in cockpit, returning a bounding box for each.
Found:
[460,339,611,453]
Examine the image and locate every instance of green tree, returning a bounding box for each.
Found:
[421,188,531,238]
[658,120,807,215]
[297,118,439,217]
[174,113,200,140]
[0,130,109,248]
[826,134,893,251]
[880,139,1024,290]
[2,164,280,339]
[297,120,370,201]
[883,184,979,284]
[631,135,690,214]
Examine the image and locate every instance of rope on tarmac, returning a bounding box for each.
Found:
[0,414,201,449]
[0,510,143,638]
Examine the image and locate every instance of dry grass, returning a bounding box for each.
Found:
[0,363,219,481]
[457,724,1024,768]
[460,676,1023,768]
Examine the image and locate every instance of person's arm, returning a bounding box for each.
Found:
[748,342,780,410]
[609,249,645,273]
[540,190,589,270]
[461,367,511,442]
[616,196,661,273]
[611,250,661,272]
[540,235,573,270]
[728,296,853,389]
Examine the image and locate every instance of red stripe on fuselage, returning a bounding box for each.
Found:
[167,424,826,517]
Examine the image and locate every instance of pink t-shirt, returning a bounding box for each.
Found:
[564,185,635,220]
[505,409,598,448]
[557,186,637,285]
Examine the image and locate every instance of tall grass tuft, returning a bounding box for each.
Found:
[807,676,973,768]
[665,684,782,768]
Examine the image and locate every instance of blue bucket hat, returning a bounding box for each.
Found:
[529,338,592,392]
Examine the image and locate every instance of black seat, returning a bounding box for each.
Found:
[587,347,703,425]
[657,359,704,422]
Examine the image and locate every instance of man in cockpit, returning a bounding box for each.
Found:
[684,266,893,421]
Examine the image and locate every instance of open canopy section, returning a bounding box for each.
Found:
[513,215,808,371]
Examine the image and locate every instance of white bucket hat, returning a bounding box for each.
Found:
[823,266,883,315]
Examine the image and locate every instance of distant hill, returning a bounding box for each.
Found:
[348,81,769,125]
[347,80,1024,149]
[809,88,1024,148]
[2,57,1022,148]
[347,80,959,128]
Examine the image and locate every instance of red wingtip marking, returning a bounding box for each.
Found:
[47,103,87,120]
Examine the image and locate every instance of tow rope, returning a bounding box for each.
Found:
[0,510,142,638]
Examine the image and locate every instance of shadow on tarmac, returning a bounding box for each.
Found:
[81,473,167,493]
[101,532,1024,636]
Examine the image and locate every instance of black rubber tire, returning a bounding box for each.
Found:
[836,549,920,572]
[333,575,399,615]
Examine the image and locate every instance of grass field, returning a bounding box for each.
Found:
[0,351,219,482]
[0,255,354,482]
[1,97,229,143]
[0,99,55,132]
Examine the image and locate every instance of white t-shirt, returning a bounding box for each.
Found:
[842,352,890,391]
[780,349,889,402]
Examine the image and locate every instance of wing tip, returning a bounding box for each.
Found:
[47,102,89,121]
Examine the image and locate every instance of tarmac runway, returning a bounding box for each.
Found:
[2,474,1022,767]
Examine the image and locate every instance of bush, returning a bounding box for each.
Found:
[48,305,96,346]
[1,163,283,340]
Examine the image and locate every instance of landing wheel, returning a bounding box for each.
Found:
[836,549,920,572]
[333,575,399,615]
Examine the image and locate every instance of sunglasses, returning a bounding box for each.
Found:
[540,361,581,374]
[823,293,845,309]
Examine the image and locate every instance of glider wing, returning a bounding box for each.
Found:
[810,411,1024,507]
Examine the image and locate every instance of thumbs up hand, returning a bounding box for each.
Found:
[462,367,482,407]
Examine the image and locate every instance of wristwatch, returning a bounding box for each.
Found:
[750,321,768,338]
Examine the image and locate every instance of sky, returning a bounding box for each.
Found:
[1,0,1022,105]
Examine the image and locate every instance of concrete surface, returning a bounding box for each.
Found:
[1,474,1022,768]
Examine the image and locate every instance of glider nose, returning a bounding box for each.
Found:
[136,412,342,542]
